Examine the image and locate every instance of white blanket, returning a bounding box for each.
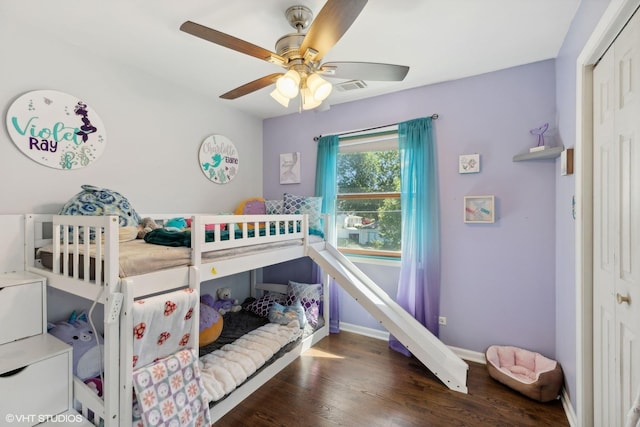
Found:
[198,322,303,402]
[132,288,199,370]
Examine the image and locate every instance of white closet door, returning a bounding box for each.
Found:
[593,39,616,426]
[593,9,640,426]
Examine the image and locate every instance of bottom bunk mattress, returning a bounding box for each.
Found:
[197,309,323,405]
[128,298,322,426]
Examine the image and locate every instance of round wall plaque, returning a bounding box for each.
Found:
[199,134,239,184]
[6,89,106,169]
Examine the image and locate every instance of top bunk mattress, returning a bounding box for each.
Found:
[38,235,323,278]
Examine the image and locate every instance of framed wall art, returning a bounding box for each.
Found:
[464,195,495,223]
[459,153,480,173]
[280,152,301,184]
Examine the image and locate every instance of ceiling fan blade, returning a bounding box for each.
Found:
[320,62,410,81]
[220,73,283,100]
[299,0,368,63]
[180,21,284,64]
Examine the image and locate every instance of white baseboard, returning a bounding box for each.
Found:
[560,388,577,427]
[339,322,390,341]
[338,323,486,363]
[448,345,486,364]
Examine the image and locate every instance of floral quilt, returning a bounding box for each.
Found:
[132,348,211,427]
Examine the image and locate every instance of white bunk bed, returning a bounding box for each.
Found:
[24,213,329,426]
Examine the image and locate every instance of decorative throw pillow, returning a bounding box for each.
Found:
[234,197,266,215]
[243,293,286,318]
[268,301,306,329]
[234,197,266,230]
[282,193,323,234]
[59,184,142,227]
[285,281,322,328]
[265,199,284,215]
[119,226,139,243]
[58,185,142,242]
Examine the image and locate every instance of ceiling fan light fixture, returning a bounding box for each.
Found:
[306,73,332,101]
[301,87,322,110]
[270,89,290,107]
[182,1,409,113]
[276,69,301,99]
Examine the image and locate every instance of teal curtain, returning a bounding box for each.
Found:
[314,135,340,333]
[389,117,440,357]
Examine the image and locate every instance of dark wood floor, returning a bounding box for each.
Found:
[214,332,569,427]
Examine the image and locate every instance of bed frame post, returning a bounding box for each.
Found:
[119,278,135,426]
[190,215,202,266]
[102,216,121,426]
[302,214,309,247]
[250,269,257,297]
[189,265,200,349]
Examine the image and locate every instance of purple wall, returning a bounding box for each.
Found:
[264,59,559,357]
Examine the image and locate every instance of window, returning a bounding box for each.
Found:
[335,128,401,258]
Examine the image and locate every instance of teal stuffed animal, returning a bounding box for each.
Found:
[165,217,187,231]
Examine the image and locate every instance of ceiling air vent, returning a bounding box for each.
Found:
[334,80,368,92]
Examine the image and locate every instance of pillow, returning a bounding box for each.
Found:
[265,199,284,215]
[268,301,306,328]
[119,226,139,243]
[234,197,266,215]
[234,197,266,230]
[243,293,286,318]
[59,184,142,242]
[285,281,322,328]
[59,184,142,227]
[282,193,323,234]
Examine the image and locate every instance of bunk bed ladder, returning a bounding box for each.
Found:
[307,243,469,394]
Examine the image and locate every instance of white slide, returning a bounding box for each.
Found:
[307,244,468,393]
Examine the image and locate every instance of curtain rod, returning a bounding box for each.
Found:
[313,114,439,141]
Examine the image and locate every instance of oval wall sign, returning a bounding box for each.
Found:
[6,89,106,170]
[198,134,239,184]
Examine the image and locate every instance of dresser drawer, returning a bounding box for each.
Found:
[0,343,70,425]
[0,280,43,345]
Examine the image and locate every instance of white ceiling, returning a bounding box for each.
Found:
[4,0,581,119]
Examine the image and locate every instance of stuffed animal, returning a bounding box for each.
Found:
[199,293,223,347]
[137,217,160,239]
[84,377,103,397]
[165,217,187,231]
[49,317,104,380]
[212,287,242,315]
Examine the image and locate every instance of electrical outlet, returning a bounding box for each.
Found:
[439,316,447,326]
[106,292,124,324]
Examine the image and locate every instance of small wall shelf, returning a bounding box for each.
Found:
[513,146,564,162]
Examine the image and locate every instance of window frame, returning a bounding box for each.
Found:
[335,130,402,259]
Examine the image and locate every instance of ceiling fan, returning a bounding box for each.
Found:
[180,0,409,110]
